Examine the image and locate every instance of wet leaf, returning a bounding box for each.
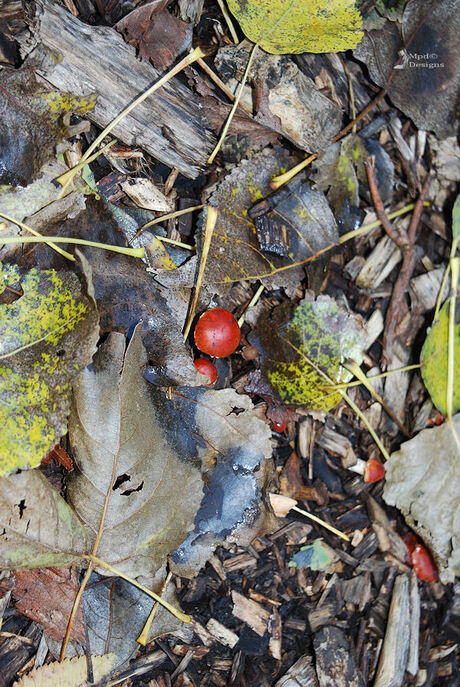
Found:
[420,301,460,415]
[167,387,276,577]
[204,148,338,293]
[0,256,99,475]
[313,133,394,232]
[16,197,201,386]
[288,540,337,571]
[0,469,91,570]
[383,415,460,583]
[0,69,95,185]
[227,0,363,54]
[250,294,365,409]
[116,1,191,69]
[14,567,85,642]
[12,654,116,687]
[354,0,459,137]
[67,326,204,584]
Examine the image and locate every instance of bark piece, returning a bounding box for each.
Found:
[205,619,239,648]
[231,591,270,637]
[24,0,214,178]
[314,625,365,687]
[374,574,411,687]
[274,655,319,687]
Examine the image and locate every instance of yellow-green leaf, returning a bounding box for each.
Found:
[421,301,460,415]
[250,295,365,409]
[13,654,116,687]
[0,257,99,475]
[227,0,363,54]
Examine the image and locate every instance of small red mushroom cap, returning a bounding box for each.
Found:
[363,458,385,483]
[271,421,288,433]
[194,358,217,385]
[194,308,241,358]
[403,534,439,582]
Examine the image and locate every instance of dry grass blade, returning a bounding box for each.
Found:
[0,211,75,262]
[183,206,218,341]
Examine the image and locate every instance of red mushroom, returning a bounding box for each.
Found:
[349,458,385,483]
[194,358,217,385]
[194,308,241,358]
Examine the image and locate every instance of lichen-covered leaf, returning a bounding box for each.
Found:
[227,0,363,54]
[288,540,337,571]
[250,294,365,409]
[204,148,338,292]
[0,69,95,186]
[0,257,99,475]
[0,470,91,570]
[420,301,460,415]
[12,654,116,687]
[383,416,460,583]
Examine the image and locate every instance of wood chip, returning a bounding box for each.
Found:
[231,591,270,637]
[205,619,239,648]
[274,654,319,687]
[374,573,411,687]
[314,625,365,687]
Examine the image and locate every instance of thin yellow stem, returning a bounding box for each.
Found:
[0,234,145,258]
[339,202,431,244]
[216,0,239,43]
[137,571,173,646]
[154,235,194,251]
[60,564,93,660]
[84,555,190,623]
[447,257,459,421]
[183,206,218,340]
[136,205,203,236]
[292,506,349,542]
[0,212,75,262]
[328,363,422,389]
[208,43,258,165]
[270,154,316,191]
[56,48,206,188]
[238,283,264,327]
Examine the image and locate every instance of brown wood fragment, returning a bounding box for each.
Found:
[274,654,319,687]
[231,591,270,637]
[26,0,215,178]
[374,573,411,687]
[205,619,239,648]
[406,572,420,677]
[316,426,356,467]
[314,625,365,687]
[269,608,282,660]
[222,552,257,572]
[341,574,372,612]
[308,601,336,632]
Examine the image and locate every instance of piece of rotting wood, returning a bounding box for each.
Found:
[314,625,365,687]
[374,573,411,687]
[274,654,319,687]
[24,0,215,178]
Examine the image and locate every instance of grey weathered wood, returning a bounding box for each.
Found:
[374,573,411,687]
[406,571,420,677]
[274,655,319,687]
[314,625,365,687]
[24,0,215,178]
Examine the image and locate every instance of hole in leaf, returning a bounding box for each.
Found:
[56,349,66,357]
[112,473,130,490]
[228,407,245,416]
[16,499,26,519]
[121,481,144,496]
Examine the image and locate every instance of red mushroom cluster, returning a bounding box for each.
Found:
[193,308,241,385]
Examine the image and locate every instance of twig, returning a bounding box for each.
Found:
[364,158,430,362]
[216,0,239,43]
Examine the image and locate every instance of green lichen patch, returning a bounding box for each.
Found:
[251,295,365,409]
[0,258,99,475]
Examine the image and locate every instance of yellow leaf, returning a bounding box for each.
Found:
[13,654,116,687]
[227,0,363,54]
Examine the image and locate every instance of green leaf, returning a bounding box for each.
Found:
[452,195,460,242]
[0,257,99,475]
[288,540,337,570]
[250,295,365,409]
[420,301,460,415]
[227,0,363,54]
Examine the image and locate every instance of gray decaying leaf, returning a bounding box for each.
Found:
[67,327,204,586]
[0,470,91,570]
[68,326,275,584]
[383,415,460,583]
[168,387,276,577]
[354,0,460,138]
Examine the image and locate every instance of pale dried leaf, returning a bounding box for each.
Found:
[13,654,116,687]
